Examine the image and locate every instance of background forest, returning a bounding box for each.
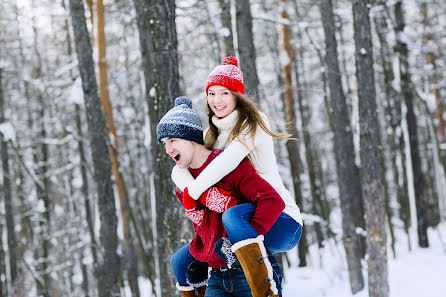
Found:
[0,0,445,297]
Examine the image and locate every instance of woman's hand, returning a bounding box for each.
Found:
[198,187,237,213]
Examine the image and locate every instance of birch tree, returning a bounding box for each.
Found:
[1,64,19,297]
[420,3,446,195]
[352,0,388,296]
[372,0,411,249]
[320,0,364,292]
[393,0,429,248]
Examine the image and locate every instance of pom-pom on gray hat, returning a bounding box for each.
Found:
[156,96,204,145]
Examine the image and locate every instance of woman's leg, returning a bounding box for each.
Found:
[223,204,298,297]
[223,203,302,253]
[263,213,302,254]
[222,204,258,243]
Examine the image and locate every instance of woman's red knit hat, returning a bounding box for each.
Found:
[205,56,245,95]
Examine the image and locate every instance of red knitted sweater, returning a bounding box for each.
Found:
[175,149,285,268]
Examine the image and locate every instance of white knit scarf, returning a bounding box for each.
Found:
[211,110,240,150]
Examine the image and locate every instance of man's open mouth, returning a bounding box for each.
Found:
[173,154,180,162]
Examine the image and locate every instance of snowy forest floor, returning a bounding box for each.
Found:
[136,222,446,297]
[283,222,446,297]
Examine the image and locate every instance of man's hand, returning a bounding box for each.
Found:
[183,188,208,225]
[185,208,208,226]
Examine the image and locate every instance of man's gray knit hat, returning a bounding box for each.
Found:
[156,96,204,145]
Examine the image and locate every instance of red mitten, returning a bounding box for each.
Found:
[198,187,237,213]
[185,208,208,226]
[183,187,198,211]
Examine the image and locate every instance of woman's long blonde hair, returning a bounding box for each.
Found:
[204,91,292,152]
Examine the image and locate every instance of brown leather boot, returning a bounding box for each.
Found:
[231,235,279,297]
[177,284,206,297]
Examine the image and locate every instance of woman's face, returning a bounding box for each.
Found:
[207,85,237,118]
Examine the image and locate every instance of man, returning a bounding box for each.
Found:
[157,97,284,297]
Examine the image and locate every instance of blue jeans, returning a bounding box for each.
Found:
[223,203,302,253]
[170,243,207,287]
[206,257,283,297]
[171,204,301,288]
[206,266,252,297]
[171,245,283,295]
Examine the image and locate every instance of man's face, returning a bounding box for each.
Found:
[161,137,194,169]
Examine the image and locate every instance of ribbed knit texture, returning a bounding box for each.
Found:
[205,56,245,94]
[211,109,240,149]
[156,96,204,144]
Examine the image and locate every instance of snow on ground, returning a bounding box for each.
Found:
[283,222,446,297]
[137,222,446,296]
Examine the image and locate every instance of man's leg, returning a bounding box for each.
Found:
[171,244,207,296]
[229,266,257,297]
[205,270,232,297]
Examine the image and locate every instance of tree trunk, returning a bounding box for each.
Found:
[235,0,260,98]
[12,5,34,295]
[0,226,6,297]
[75,103,99,268]
[86,0,94,28]
[372,0,411,249]
[320,0,365,293]
[1,66,17,297]
[278,0,307,267]
[68,0,121,296]
[293,29,329,248]
[421,3,446,193]
[352,1,388,296]
[0,219,7,297]
[132,0,181,295]
[258,1,306,267]
[95,0,139,295]
[421,118,441,227]
[121,57,157,292]
[379,128,396,258]
[30,4,51,294]
[393,0,429,248]
[218,0,235,57]
[420,4,445,141]
[61,0,99,281]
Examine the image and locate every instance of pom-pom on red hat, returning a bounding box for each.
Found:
[205,56,245,95]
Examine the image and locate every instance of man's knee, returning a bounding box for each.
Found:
[170,249,182,270]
